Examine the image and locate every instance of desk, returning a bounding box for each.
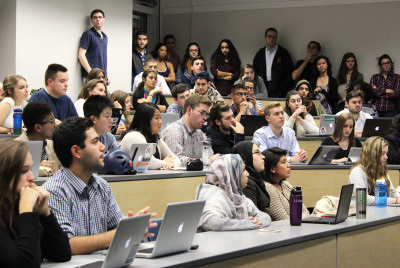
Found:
[0,133,19,139]
[42,206,400,267]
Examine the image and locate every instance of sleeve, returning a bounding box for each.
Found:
[288,130,300,157]
[388,175,400,200]
[387,135,400,164]
[252,129,268,152]
[370,75,386,96]
[158,94,169,108]
[284,112,295,129]
[210,59,218,77]
[161,125,189,164]
[159,76,171,95]
[242,180,260,210]
[327,78,339,112]
[254,77,268,98]
[120,131,147,152]
[246,198,271,227]
[181,75,192,89]
[302,114,319,134]
[67,98,78,118]
[132,75,141,92]
[381,76,400,99]
[79,31,91,49]
[264,183,289,221]
[215,91,225,104]
[175,67,183,84]
[348,167,375,206]
[29,92,46,103]
[106,184,124,230]
[313,100,327,115]
[231,65,240,81]
[107,133,121,150]
[321,136,333,145]
[132,90,142,110]
[158,138,182,167]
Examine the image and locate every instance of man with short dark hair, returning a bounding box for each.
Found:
[166,84,190,118]
[206,103,245,154]
[189,71,224,106]
[132,31,152,78]
[230,84,257,122]
[253,28,294,98]
[78,9,109,85]
[292,41,321,82]
[132,57,170,94]
[29,63,78,122]
[164,34,181,73]
[182,56,207,89]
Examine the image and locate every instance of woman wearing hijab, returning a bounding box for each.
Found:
[233,141,270,213]
[195,154,271,231]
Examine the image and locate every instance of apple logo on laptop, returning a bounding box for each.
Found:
[125,236,131,248]
[375,126,379,131]
[329,123,333,128]
[178,222,184,233]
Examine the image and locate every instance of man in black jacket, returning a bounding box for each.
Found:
[206,103,245,154]
[253,28,294,98]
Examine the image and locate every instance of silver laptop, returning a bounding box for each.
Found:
[26,141,43,178]
[161,113,180,132]
[348,147,362,162]
[136,200,206,258]
[128,143,156,172]
[319,114,337,135]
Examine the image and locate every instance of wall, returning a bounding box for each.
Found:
[0,0,16,80]
[161,0,400,82]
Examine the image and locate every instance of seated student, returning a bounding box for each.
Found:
[206,103,245,154]
[321,113,362,164]
[29,64,78,122]
[347,81,376,117]
[75,79,107,117]
[16,102,61,176]
[166,84,190,118]
[132,69,169,112]
[84,67,107,84]
[182,55,207,89]
[242,77,264,115]
[83,95,121,152]
[262,147,310,221]
[295,79,326,116]
[336,91,372,137]
[0,74,28,133]
[349,136,400,206]
[153,42,176,90]
[230,84,257,122]
[386,120,400,164]
[233,141,270,213]
[161,94,212,164]
[253,103,308,163]
[132,57,170,95]
[235,64,268,98]
[0,139,71,266]
[283,90,319,137]
[43,117,156,254]
[110,90,132,134]
[121,103,181,169]
[195,154,271,231]
[189,71,224,106]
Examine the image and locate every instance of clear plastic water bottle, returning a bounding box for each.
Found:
[13,108,22,135]
[375,179,387,208]
[202,139,213,170]
[290,186,303,226]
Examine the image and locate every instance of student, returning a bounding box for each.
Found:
[262,147,310,221]
[43,117,156,254]
[166,84,190,118]
[0,74,28,133]
[230,84,257,122]
[110,90,132,134]
[233,141,270,213]
[253,103,308,163]
[295,79,326,116]
[292,41,321,82]
[283,90,319,137]
[321,113,362,164]
[206,103,245,154]
[182,56,208,89]
[164,34,181,73]
[241,77,264,115]
[83,95,121,152]
[349,136,400,206]
[132,69,169,112]
[16,101,61,176]
[153,42,176,89]
[84,68,106,84]
[0,139,71,265]
[132,57,170,94]
[29,64,78,122]
[190,71,224,106]
[235,64,268,98]
[336,91,372,137]
[178,42,204,83]
[132,31,152,78]
[74,79,107,117]
[337,52,364,106]
[121,103,181,169]
[347,81,376,117]
[386,120,400,164]
[195,154,271,231]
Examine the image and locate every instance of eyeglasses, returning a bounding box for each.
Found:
[39,118,56,125]
[381,61,392,66]
[235,92,248,97]
[189,49,198,53]
[245,86,254,90]
[195,109,210,119]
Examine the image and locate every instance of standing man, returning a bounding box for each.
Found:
[132,31,152,78]
[292,41,321,82]
[78,9,109,85]
[253,28,293,98]
[164,34,181,74]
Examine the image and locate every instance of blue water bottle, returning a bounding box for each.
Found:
[375,179,387,208]
[13,108,22,135]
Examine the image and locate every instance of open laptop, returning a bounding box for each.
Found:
[319,114,336,135]
[241,115,267,137]
[136,200,206,258]
[348,147,362,163]
[110,108,123,135]
[161,113,180,132]
[302,184,354,224]
[361,118,392,138]
[128,143,156,172]
[25,141,43,178]
[307,145,341,165]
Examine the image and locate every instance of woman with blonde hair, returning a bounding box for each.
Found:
[349,136,400,205]
[74,79,107,117]
[0,74,29,133]
[110,90,132,133]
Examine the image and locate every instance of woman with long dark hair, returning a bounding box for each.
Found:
[210,39,241,96]
[235,64,268,98]
[295,79,326,116]
[177,42,205,83]
[153,42,176,89]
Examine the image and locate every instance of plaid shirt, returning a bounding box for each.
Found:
[166,102,184,118]
[370,72,400,112]
[160,118,206,163]
[43,168,124,238]
[190,87,225,106]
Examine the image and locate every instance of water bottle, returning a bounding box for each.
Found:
[202,139,213,170]
[375,179,387,208]
[13,108,22,135]
[290,186,303,226]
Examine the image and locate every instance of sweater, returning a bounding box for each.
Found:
[283,112,319,137]
[206,125,245,154]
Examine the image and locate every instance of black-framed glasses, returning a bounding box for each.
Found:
[381,61,392,66]
[39,118,56,125]
[195,109,210,119]
[235,92,248,97]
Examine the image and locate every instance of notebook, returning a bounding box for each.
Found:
[136,200,206,258]
[110,108,123,135]
[240,115,267,137]
[128,143,156,172]
[361,118,392,138]
[25,141,43,178]
[161,113,180,132]
[302,184,354,224]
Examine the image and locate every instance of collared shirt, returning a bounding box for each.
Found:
[43,168,124,238]
[265,45,278,81]
[370,72,400,112]
[160,118,206,163]
[230,103,258,119]
[190,87,224,106]
[336,109,373,131]
[252,126,300,162]
[132,72,170,95]
[166,102,184,118]
[99,132,121,152]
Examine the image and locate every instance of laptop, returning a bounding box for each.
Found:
[128,143,156,172]
[161,113,180,132]
[348,147,362,163]
[240,115,267,137]
[319,114,336,136]
[110,108,123,135]
[136,200,206,258]
[25,141,43,178]
[307,145,341,165]
[361,118,392,138]
[302,184,354,224]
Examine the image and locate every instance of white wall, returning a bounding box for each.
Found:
[0,0,16,80]
[161,0,400,83]
[14,0,133,101]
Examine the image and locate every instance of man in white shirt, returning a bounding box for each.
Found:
[132,58,170,95]
[336,91,372,137]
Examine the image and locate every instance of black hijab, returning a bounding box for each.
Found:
[233,141,266,185]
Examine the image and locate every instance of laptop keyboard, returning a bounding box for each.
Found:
[316,217,336,223]
[138,247,154,254]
